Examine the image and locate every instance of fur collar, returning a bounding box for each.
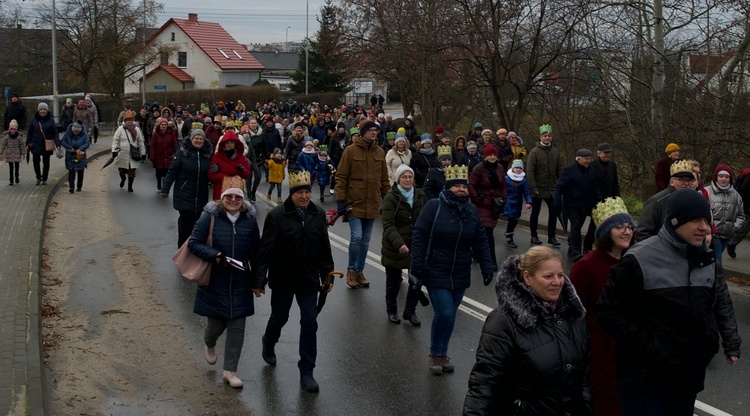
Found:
[180,135,213,158]
[495,255,585,328]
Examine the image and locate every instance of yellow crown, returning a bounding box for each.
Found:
[289,170,311,188]
[191,122,204,130]
[670,159,692,176]
[221,176,245,194]
[437,145,452,158]
[592,197,629,227]
[445,165,469,181]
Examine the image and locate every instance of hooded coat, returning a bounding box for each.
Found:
[60,124,90,171]
[463,255,591,416]
[74,105,95,133]
[149,127,178,169]
[469,161,508,228]
[0,131,26,163]
[111,123,146,169]
[162,136,213,212]
[207,134,252,201]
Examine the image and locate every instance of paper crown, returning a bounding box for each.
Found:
[437,145,453,158]
[318,145,329,152]
[539,124,552,134]
[350,127,360,135]
[386,132,396,139]
[221,176,245,193]
[191,122,203,130]
[670,159,693,176]
[289,170,311,189]
[445,165,469,182]
[234,120,243,127]
[592,197,629,227]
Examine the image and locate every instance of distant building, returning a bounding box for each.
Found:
[683,52,747,93]
[124,13,264,94]
[249,51,299,91]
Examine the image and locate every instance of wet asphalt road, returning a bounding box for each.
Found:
[103,163,750,416]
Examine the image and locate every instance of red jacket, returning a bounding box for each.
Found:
[207,133,251,200]
[469,161,507,228]
[654,155,675,191]
[204,125,223,148]
[149,127,177,169]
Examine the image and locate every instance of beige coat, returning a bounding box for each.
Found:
[111,125,146,169]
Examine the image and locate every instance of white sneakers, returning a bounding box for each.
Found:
[205,346,217,365]
[223,371,243,388]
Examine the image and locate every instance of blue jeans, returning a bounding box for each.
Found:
[427,287,466,356]
[619,389,696,416]
[713,237,728,265]
[347,217,375,272]
[263,289,318,376]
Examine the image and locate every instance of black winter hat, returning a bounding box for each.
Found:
[359,120,379,136]
[665,189,712,230]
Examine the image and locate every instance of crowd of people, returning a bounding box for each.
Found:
[2,94,747,414]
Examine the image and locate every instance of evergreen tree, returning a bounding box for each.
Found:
[290,0,351,94]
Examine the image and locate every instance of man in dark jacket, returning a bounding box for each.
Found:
[253,171,335,393]
[583,142,620,251]
[727,168,750,257]
[597,189,741,415]
[554,148,600,260]
[4,94,27,131]
[635,159,695,241]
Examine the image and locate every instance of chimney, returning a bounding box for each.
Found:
[188,13,198,22]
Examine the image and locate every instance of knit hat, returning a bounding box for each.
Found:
[473,122,483,130]
[481,129,492,136]
[712,163,734,185]
[359,120,379,136]
[511,159,524,170]
[665,143,680,154]
[507,131,517,140]
[539,124,552,135]
[189,129,205,140]
[38,102,48,111]
[204,116,212,124]
[157,117,168,125]
[71,122,82,133]
[304,137,314,147]
[218,100,225,106]
[466,141,477,150]
[240,125,250,133]
[444,165,469,189]
[496,128,508,136]
[8,120,19,131]
[592,197,634,239]
[289,170,312,195]
[397,127,406,134]
[420,133,432,144]
[665,189,712,230]
[85,95,92,101]
[394,164,414,182]
[395,135,406,144]
[435,125,444,135]
[78,100,86,106]
[483,146,498,157]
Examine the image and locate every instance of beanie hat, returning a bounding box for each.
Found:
[665,143,680,154]
[507,131,517,140]
[511,159,524,170]
[712,163,734,185]
[66,98,73,104]
[394,164,414,182]
[8,120,19,131]
[395,135,406,145]
[420,133,432,144]
[665,189,712,230]
[71,122,83,133]
[481,129,493,136]
[473,122,483,130]
[359,120,378,136]
[592,197,634,239]
[435,125,444,135]
[85,95,92,101]
[189,129,206,140]
[38,102,48,111]
[483,145,498,157]
[240,125,250,133]
[78,100,86,106]
[496,128,508,136]
[157,117,168,125]
[397,127,406,134]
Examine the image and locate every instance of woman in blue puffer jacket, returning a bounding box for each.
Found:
[188,183,260,389]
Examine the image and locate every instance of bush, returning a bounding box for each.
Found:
[621,194,645,220]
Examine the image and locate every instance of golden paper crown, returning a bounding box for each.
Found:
[445,165,469,181]
[234,120,242,127]
[437,145,452,158]
[289,170,311,189]
[191,122,204,130]
[592,197,629,227]
[670,159,692,176]
[221,176,245,194]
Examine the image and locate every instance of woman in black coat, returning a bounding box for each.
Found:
[463,246,592,415]
[410,135,438,188]
[188,184,261,389]
[162,129,213,247]
[25,102,60,185]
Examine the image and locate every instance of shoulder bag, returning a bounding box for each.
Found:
[125,128,142,160]
[172,215,215,286]
[40,122,55,151]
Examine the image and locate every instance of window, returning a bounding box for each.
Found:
[171,32,175,41]
[217,48,230,59]
[160,51,169,65]
[231,50,244,60]
[178,52,187,67]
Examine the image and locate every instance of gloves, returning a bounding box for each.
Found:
[336,200,347,216]
[236,164,245,172]
[209,164,219,173]
[160,193,168,199]
[112,151,118,158]
[483,273,494,286]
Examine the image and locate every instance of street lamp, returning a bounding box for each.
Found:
[285,26,291,52]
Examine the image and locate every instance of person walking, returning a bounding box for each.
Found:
[242,119,267,203]
[597,189,741,415]
[73,100,95,135]
[635,159,696,241]
[3,93,27,132]
[0,120,25,185]
[265,148,286,203]
[410,134,438,188]
[424,145,454,200]
[469,146,507,271]
[707,164,745,264]
[188,178,261,389]
[410,165,494,375]
[727,168,750,258]
[60,122,90,193]
[526,124,563,246]
[569,197,635,416]
[335,120,390,289]
[207,131,252,201]
[59,98,75,133]
[381,165,428,326]
[111,110,147,192]
[385,134,412,185]
[464,246,591,415]
[502,159,532,249]
[25,102,60,186]
[161,126,214,247]
[252,171,335,393]
[584,142,620,252]
[149,117,178,191]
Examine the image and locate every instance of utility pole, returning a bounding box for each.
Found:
[305,0,309,96]
[141,0,147,105]
[51,0,59,124]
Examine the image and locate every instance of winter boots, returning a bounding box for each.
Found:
[505,232,518,248]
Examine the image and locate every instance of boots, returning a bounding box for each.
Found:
[345,269,358,289]
[157,177,162,191]
[261,335,276,365]
[127,177,134,192]
[119,173,126,188]
[277,197,283,203]
[429,354,443,375]
[266,193,272,200]
[505,232,518,248]
[222,371,243,388]
[441,356,454,373]
[356,271,370,288]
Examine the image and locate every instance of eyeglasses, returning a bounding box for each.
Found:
[614,224,634,232]
[224,195,243,201]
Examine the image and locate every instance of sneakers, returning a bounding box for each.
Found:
[345,269,358,289]
[727,244,737,259]
[205,346,217,365]
[222,371,243,388]
[266,193,272,200]
[355,271,370,288]
[36,179,41,186]
[41,181,47,185]
[329,188,335,195]
[429,354,443,375]
[441,356,455,372]
[261,335,277,366]
[300,375,319,392]
[548,236,561,247]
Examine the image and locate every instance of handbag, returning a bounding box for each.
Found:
[125,128,142,160]
[40,122,55,151]
[172,215,215,285]
[492,196,506,215]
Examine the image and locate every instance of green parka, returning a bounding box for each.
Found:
[380,185,428,269]
[526,142,563,199]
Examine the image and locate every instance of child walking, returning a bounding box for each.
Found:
[266,148,286,203]
[312,145,335,202]
[503,159,532,248]
[0,120,26,186]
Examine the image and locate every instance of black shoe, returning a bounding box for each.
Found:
[530,236,542,245]
[320,195,325,202]
[548,237,560,247]
[15,177,19,184]
[300,375,319,392]
[36,179,41,186]
[76,188,82,192]
[250,195,256,203]
[8,182,13,186]
[69,188,74,193]
[727,244,737,259]
[261,336,277,366]
[403,312,421,327]
[120,177,126,188]
[388,313,401,324]
[506,240,518,248]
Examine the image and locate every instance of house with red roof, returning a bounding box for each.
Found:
[124,13,264,94]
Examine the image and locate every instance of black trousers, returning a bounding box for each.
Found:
[32,153,51,181]
[583,220,596,251]
[530,197,557,238]
[565,207,588,258]
[505,217,519,235]
[68,170,84,190]
[8,162,19,182]
[177,210,201,248]
[264,289,318,376]
[250,164,262,195]
[385,266,420,315]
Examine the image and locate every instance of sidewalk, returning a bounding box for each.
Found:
[0,135,111,416]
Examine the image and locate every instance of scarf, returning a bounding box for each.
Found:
[419,147,435,155]
[507,169,525,182]
[483,160,501,189]
[8,131,19,139]
[302,146,316,154]
[539,141,551,148]
[716,182,732,191]
[398,185,414,207]
[439,189,471,221]
[226,210,240,224]
[225,148,236,160]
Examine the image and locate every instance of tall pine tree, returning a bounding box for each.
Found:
[290,0,350,93]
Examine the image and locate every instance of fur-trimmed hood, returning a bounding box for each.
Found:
[495,255,585,328]
[180,133,213,158]
[202,200,257,218]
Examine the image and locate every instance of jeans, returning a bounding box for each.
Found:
[713,237,728,265]
[385,266,420,315]
[204,316,246,372]
[530,197,557,238]
[566,207,588,258]
[32,153,51,181]
[347,217,375,272]
[619,389,696,416]
[263,289,318,376]
[177,210,201,248]
[267,183,282,197]
[427,286,465,356]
